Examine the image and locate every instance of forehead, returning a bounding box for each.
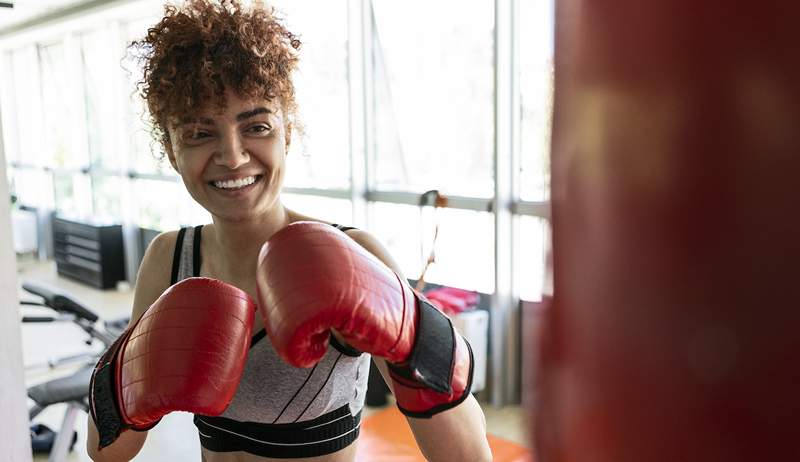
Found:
[172,92,281,126]
[202,94,280,119]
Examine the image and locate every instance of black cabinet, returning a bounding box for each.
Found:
[52,216,126,289]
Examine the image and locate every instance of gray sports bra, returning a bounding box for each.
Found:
[170,224,371,458]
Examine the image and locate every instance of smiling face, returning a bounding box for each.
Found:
[165,90,291,223]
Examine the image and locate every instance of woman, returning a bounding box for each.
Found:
[86,1,491,461]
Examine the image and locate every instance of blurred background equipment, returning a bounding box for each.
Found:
[536,0,800,460]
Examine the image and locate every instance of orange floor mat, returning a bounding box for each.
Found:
[357,407,534,462]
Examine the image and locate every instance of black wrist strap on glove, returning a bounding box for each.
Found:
[388,296,457,394]
[89,328,130,449]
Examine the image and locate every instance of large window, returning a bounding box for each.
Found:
[370,0,495,197]
[519,0,555,202]
[133,178,209,230]
[1,2,553,405]
[368,202,495,293]
[518,216,549,302]
[9,168,51,209]
[40,40,89,169]
[53,172,92,218]
[0,51,19,165]
[123,17,174,177]
[91,175,123,223]
[10,46,45,168]
[274,0,351,190]
[81,28,122,171]
[0,0,556,407]
[282,193,352,226]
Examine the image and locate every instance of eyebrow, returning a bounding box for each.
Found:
[236,107,273,122]
[177,107,273,126]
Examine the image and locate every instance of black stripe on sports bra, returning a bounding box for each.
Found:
[195,404,361,458]
[192,224,203,277]
[170,227,187,285]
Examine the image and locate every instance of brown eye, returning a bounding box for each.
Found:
[248,125,271,134]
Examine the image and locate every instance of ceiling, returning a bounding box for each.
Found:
[0,0,96,33]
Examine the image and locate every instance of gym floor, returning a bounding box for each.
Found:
[16,257,528,461]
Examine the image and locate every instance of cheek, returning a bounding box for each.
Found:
[175,154,206,183]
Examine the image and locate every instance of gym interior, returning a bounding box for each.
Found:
[3,1,798,461]
[1,1,543,460]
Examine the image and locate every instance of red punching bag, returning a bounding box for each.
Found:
[534,1,800,461]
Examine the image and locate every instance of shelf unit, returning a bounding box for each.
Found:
[52,216,126,289]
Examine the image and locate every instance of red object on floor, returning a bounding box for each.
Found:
[357,406,533,461]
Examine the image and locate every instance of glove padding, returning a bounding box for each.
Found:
[90,277,255,449]
[256,221,472,417]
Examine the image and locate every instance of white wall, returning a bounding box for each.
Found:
[0,100,32,461]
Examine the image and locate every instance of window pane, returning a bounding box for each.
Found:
[282,194,352,226]
[371,0,494,197]
[133,179,210,231]
[40,41,89,169]
[53,173,93,218]
[519,0,555,201]
[81,28,121,170]
[518,216,549,302]
[10,46,44,167]
[369,202,494,293]
[11,169,51,208]
[92,175,123,223]
[123,18,175,176]
[0,51,20,165]
[272,0,351,189]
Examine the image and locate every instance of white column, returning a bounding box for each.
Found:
[491,0,520,406]
[0,96,34,462]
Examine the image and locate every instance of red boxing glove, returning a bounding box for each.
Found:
[90,277,255,449]
[256,221,473,417]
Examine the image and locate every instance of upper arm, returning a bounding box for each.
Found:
[129,231,178,325]
[344,228,490,461]
[341,229,406,388]
[341,228,403,387]
[343,229,407,280]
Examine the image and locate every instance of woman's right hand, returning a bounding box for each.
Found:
[87,416,147,462]
[89,278,255,450]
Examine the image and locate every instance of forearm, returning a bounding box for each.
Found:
[374,357,491,461]
[87,415,147,462]
[406,394,491,462]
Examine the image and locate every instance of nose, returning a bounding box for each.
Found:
[213,133,250,170]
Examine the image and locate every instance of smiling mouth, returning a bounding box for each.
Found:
[210,175,264,190]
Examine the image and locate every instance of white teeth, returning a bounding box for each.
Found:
[213,176,257,189]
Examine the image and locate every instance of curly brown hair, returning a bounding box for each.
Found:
[128,0,301,157]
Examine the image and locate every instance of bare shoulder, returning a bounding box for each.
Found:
[285,209,403,277]
[341,228,406,279]
[130,230,180,324]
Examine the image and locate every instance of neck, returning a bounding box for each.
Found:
[208,202,292,281]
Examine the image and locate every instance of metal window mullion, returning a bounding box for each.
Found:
[366,190,492,212]
[514,200,550,219]
[362,0,377,229]
[127,171,180,182]
[347,0,369,228]
[491,0,518,406]
[283,187,351,200]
